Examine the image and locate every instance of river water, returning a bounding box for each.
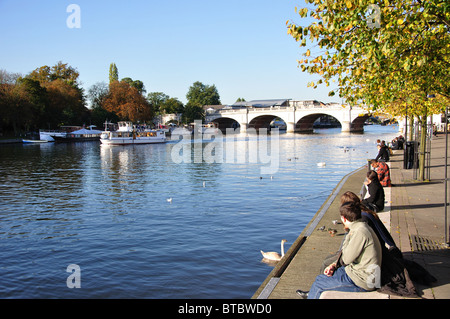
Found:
[0,125,399,298]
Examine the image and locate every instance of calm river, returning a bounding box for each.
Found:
[0,125,399,298]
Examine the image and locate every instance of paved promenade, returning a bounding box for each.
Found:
[253,134,450,299]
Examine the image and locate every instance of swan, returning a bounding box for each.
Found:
[260,239,287,261]
[317,162,326,167]
[167,198,173,203]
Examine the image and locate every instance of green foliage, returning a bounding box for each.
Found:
[182,104,204,124]
[121,77,146,94]
[147,92,184,115]
[287,0,449,109]
[186,81,221,107]
[147,92,169,114]
[28,61,80,88]
[109,63,119,85]
[287,0,449,180]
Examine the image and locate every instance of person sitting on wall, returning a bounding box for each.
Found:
[391,138,399,150]
[375,140,390,162]
[370,159,391,187]
[361,171,385,212]
[397,135,405,149]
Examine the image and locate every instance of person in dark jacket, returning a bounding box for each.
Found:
[361,171,385,212]
[375,140,390,162]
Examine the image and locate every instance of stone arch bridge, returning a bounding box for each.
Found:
[205,101,370,133]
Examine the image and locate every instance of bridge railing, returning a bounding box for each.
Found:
[211,105,348,115]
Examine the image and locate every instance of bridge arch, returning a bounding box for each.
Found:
[294,113,339,132]
[248,114,283,131]
[350,114,370,132]
[210,117,240,132]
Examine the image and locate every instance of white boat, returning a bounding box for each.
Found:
[39,130,66,141]
[39,125,83,141]
[53,127,103,142]
[100,121,166,146]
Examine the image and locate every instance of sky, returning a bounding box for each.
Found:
[0,0,343,106]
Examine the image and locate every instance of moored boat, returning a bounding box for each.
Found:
[52,127,103,142]
[100,121,166,146]
[39,125,83,141]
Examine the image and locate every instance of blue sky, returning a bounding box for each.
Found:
[0,0,342,106]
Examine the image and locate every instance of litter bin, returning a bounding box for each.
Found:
[404,141,417,169]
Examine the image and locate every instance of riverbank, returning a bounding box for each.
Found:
[253,134,450,299]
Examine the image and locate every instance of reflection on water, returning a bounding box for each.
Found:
[0,126,399,298]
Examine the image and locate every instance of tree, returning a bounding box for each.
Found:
[182,104,204,124]
[28,61,80,87]
[88,82,117,128]
[102,81,153,123]
[0,70,24,134]
[17,78,48,130]
[45,79,88,126]
[287,0,449,180]
[186,81,221,107]
[109,63,119,85]
[147,92,184,115]
[26,62,87,128]
[121,77,146,94]
[161,97,184,115]
[147,92,169,114]
[88,82,109,110]
[0,79,31,134]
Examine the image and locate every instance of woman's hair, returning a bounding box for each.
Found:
[340,191,379,220]
[340,191,360,205]
[367,170,379,182]
[340,201,361,222]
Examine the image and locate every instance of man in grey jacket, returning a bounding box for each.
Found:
[296,202,382,299]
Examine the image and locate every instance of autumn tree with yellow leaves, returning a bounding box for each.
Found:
[287,0,449,180]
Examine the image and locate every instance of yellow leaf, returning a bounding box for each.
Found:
[397,19,404,25]
[306,49,311,57]
[346,1,352,9]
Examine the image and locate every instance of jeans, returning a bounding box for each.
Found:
[308,267,367,299]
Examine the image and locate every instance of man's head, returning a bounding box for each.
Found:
[340,201,362,225]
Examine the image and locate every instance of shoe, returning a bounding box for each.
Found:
[296,289,309,299]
